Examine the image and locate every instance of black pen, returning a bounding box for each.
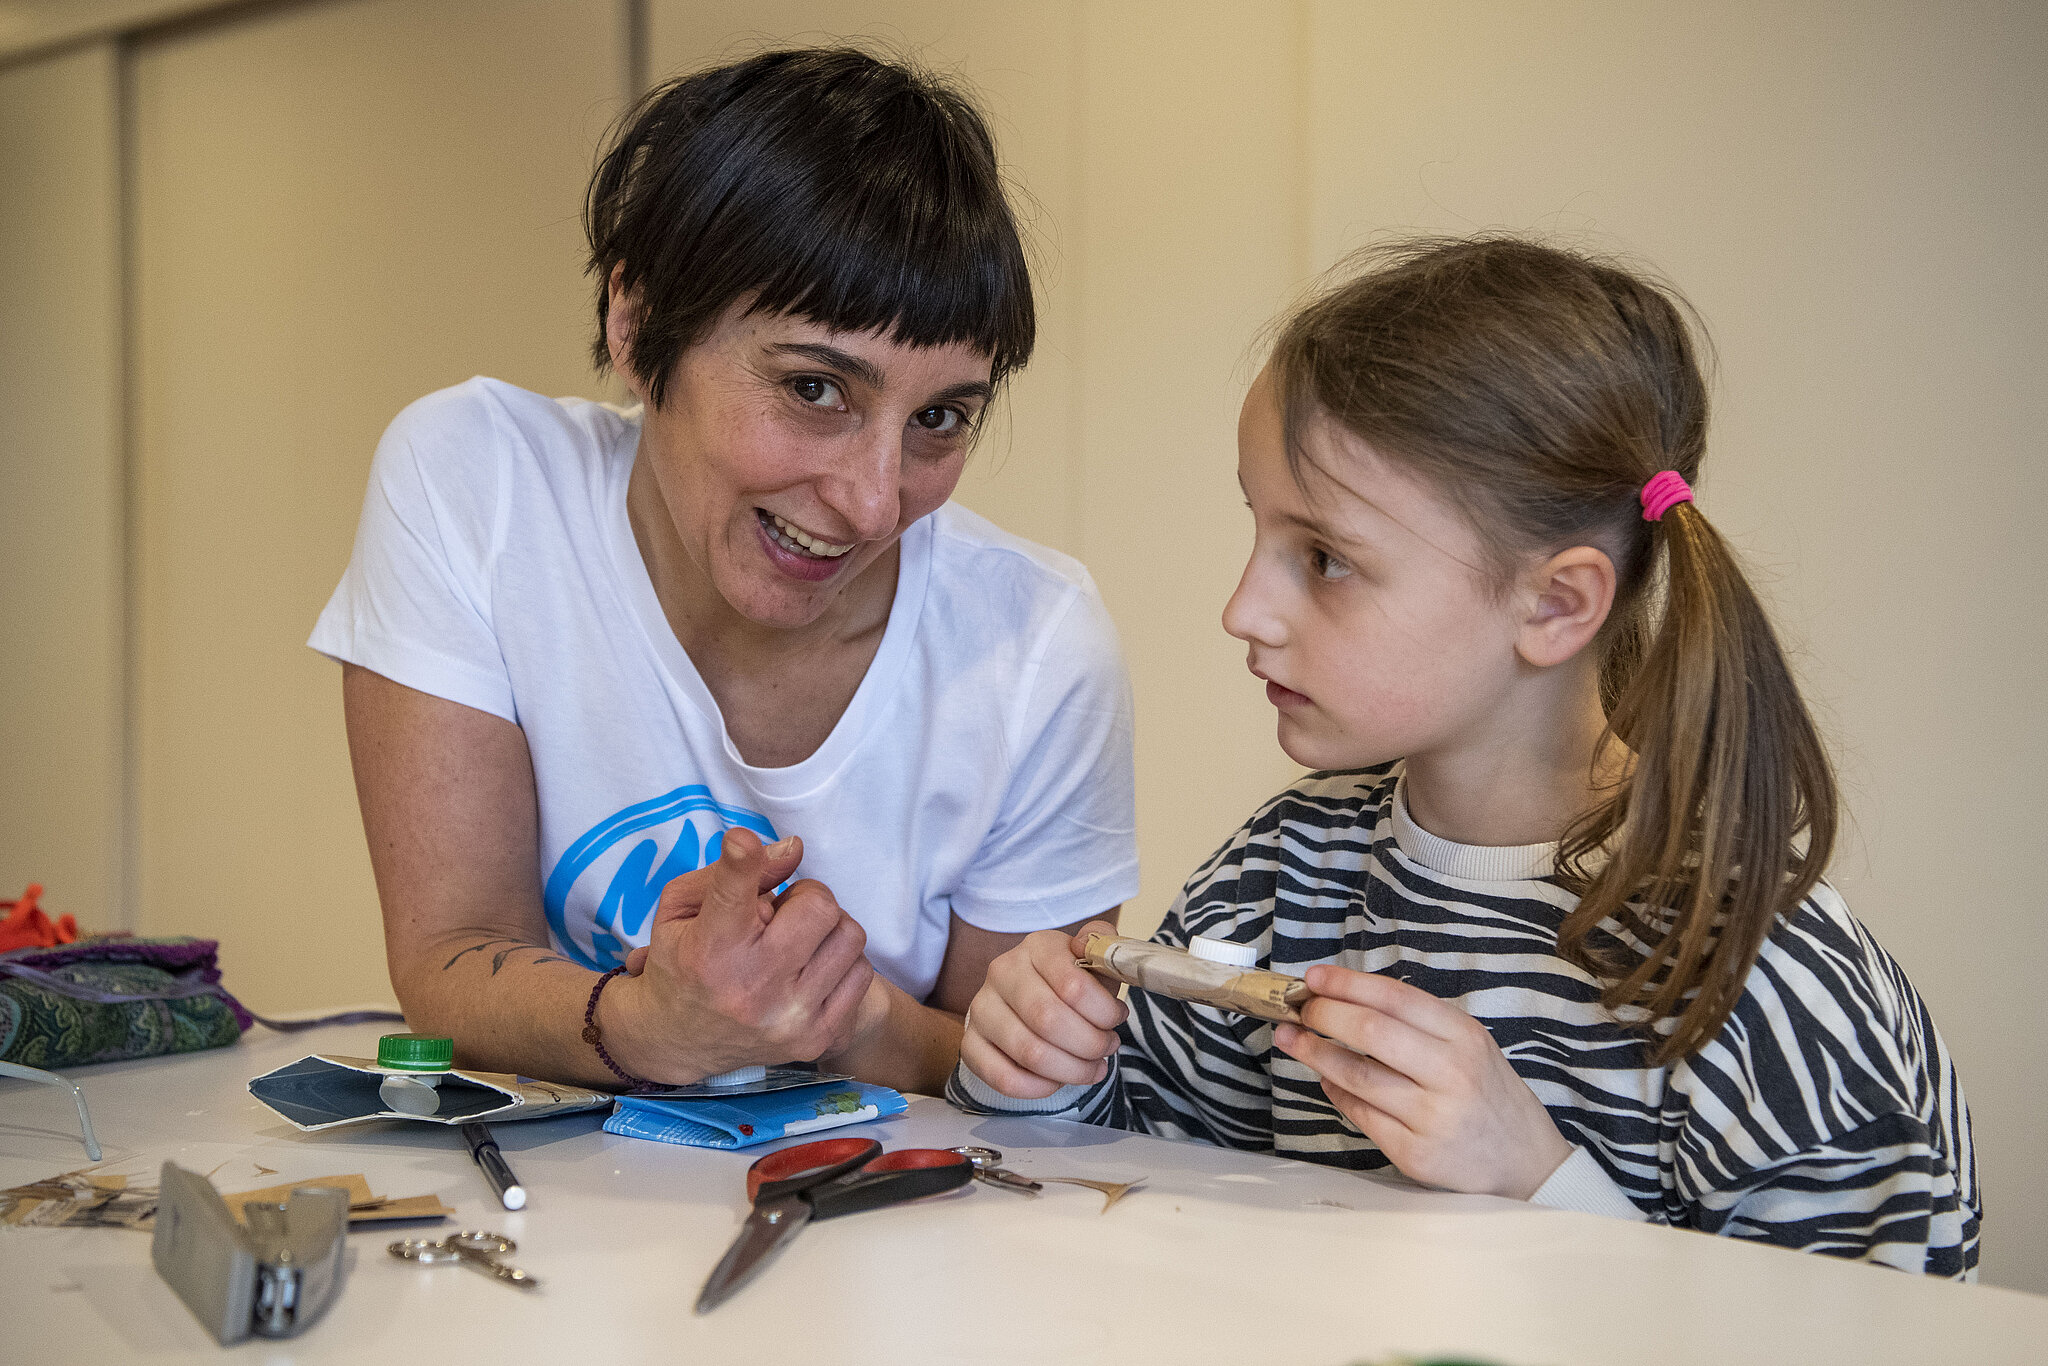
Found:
[461,1121,528,1211]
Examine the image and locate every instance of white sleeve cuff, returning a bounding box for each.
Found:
[1529,1146,1649,1221]
[949,1061,1097,1117]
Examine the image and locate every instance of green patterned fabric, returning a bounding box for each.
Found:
[0,940,244,1068]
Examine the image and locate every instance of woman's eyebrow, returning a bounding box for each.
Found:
[767,342,885,390]
[930,379,995,406]
[766,342,993,406]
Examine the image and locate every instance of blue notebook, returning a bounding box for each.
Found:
[605,1079,907,1150]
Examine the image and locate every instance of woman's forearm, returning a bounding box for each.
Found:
[391,927,628,1089]
[820,977,966,1095]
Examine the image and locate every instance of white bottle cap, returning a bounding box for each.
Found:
[702,1064,769,1088]
[378,1072,443,1115]
[1188,935,1260,968]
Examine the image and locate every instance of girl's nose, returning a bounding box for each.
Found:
[1221,557,1284,647]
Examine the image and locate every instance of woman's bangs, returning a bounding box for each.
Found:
[745,199,1034,382]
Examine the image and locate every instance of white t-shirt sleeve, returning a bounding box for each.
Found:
[306,383,519,723]
[949,582,1140,932]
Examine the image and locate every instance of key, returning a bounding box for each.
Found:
[948,1146,1042,1194]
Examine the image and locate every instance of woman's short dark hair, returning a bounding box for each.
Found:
[585,47,1036,408]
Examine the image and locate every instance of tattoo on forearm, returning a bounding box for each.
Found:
[442,937,573,975]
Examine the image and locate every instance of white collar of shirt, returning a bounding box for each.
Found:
[1389,774,1557,883]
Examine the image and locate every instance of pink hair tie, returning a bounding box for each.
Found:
[1640,469,1694,522]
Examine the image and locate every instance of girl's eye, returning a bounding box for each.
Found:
[790,376,844,409]
[1310,548,1352,581]
[912,405,965,434]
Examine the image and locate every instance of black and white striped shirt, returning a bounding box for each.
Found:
[948,767,1979,1277]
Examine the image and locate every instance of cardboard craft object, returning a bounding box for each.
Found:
[249,1055,610,1131]
[226,1173,454,1226]
[1077,934,1313,1024]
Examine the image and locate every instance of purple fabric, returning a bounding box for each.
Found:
[0,936,255,1031]
[0,936,406,1035]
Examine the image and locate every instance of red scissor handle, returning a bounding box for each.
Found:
[747,1137,879,1205]
[865,1149,965,1173]
[744,1138,971,1218]
[805,1147,970,1220]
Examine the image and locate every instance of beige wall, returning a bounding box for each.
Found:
[129,0,628,1008]
[0,41,124,928]
[2,0,2043,1290]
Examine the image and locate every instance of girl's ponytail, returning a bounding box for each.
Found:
[1557,498,1838,1065]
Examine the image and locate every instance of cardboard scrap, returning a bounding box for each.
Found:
[225,1173,455,1226]
[1039,1175,1144,1213]
[0,1170,154,1230]
[1,1168,452,1231]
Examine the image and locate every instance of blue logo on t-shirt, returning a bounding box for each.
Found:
[543,785,778,970]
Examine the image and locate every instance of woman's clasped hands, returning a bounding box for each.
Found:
[962,925,1572,1200]
[607,828,881,1084]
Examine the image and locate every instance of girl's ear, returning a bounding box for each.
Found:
[1514,545,1616,669]
[606,262,650,403]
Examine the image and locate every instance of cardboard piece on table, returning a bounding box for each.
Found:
[2,1168,452,1232]
[226,1174,455,1226]
[0,1170,155,1229]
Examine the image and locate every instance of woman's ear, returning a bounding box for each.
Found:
[605,262,649,403]
[1514,545,1616,669]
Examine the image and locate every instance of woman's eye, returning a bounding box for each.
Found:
[1310,548,1352,581]
[912,405,964,434]
[790,376,844,409]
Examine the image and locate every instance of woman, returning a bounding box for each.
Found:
[311,49,1136,1093]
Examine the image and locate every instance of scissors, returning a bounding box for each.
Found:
[695,1136,971,1313]
[388,1231,538,1289]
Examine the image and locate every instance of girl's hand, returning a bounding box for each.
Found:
[1273,964,1573,1200]
[960,920,1128,1099]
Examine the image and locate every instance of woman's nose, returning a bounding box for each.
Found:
[824,430,903,541]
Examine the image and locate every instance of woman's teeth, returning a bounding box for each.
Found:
[761,510,853,558]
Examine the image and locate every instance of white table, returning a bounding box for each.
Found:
[2,1021,2041,1364]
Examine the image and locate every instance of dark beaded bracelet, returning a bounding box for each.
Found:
[582,967,652,1090]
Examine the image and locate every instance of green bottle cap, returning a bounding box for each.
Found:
[377,1032,454,1071]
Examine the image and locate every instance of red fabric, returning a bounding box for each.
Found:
[0,884,79,953]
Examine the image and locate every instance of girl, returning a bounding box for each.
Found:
[948,237,1978,1276]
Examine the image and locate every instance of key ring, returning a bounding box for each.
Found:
[390,1230,517,1262]
[950,1146,1003,1167]
[389,1231,538,1288]
[948,1145,1043,1193]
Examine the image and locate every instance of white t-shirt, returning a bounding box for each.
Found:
[310,378,1139,999]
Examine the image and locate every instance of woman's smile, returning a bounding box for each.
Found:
[754,507,858,583]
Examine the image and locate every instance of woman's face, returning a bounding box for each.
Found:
[619,295,995,631]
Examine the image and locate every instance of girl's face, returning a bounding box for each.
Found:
[1223,370,1526,773]
[623,297,995,631]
